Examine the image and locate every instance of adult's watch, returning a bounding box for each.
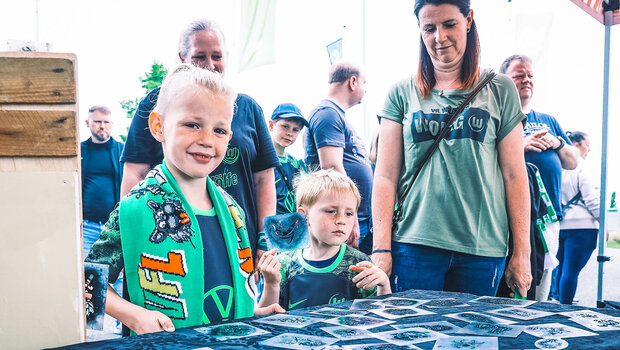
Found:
[554,136,566,151]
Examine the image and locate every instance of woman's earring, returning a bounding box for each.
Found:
[467,27,471,33]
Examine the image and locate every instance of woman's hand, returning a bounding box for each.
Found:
[504,253,532,298]
[350,260,392,295]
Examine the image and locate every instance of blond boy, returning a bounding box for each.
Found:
[258,169,391,310]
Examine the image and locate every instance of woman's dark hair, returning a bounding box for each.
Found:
[413,0,479,98]
[566,131,588,144]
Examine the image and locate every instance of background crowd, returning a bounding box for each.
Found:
[80,0,607,337]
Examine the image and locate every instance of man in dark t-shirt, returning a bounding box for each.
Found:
[81,105,124,302]
[121,20,278,257]
[305,62,374,254]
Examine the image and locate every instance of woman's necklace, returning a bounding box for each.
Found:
[436,77,459,96]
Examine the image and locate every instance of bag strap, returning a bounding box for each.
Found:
[563,175,582,210]
[564,192,582,209]
[275,163,294,192]
[395,71,497,210]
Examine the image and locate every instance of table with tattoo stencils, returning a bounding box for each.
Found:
[49,289,620,349]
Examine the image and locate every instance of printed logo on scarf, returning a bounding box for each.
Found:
[139,250,189,319]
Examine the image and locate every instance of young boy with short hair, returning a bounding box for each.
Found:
[268,103,308,215]
[258,169,391,310]
[86,64,282,335]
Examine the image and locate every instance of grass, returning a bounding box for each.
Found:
[607,239,620,250]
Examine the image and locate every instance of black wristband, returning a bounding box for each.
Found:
[554,136,566,151]
[372,249,392,254]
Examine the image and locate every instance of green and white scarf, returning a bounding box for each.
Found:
[119,162,256,330]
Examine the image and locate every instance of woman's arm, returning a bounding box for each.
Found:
[371,119,404,276]
[498,124,532,298]
[253,167,277,265]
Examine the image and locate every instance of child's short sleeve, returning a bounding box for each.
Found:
[342,247,377,299]
[85,206,124,283]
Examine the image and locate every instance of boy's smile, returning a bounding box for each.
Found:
[152,86,233,181]
[302,191,358,250]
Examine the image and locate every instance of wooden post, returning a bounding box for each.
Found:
[0,52,85,348]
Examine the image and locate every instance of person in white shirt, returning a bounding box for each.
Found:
[556,131,599,305]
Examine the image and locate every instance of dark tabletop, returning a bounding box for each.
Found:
[51,289,620,349]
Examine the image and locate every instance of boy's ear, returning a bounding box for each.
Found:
[149,112,165,142]
[297,207,306,215]
[228,130,233,141]
[268,119,274,131]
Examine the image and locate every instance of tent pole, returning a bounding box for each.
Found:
[596,8,613,309]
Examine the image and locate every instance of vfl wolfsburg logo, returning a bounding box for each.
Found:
[222,147,240,165]
[468,114,485,133]
[202,285,234,324]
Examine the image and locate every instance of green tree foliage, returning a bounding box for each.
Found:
[119,61,168,141]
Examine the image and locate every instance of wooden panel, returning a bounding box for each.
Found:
[0,52,84,347]
[0,156,79,172]
[0,172,84,348]
[0,55,76,104]
[0,110,77,156]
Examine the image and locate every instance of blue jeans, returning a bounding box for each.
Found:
[392,241,506,296]
[556,228,597,304]
[358,217,373,255]
[83,220,123,297]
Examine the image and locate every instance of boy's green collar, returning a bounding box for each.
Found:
[297,243,347,273]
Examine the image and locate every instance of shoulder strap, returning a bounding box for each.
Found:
[396,71,496,209]
[275,165,295,192]
[564,192,582,208]
[563,174,582,210]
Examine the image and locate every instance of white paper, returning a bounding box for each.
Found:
[252,314,325,329]
[374,327,447,345]
[320,325,375,340]
[485,307,554,320]
[444,312,517,325]
[391,321,463,334]
[369,307,435,319]
[323,314,395,329]
[433,336,498,350]
[457,322,525,338]
[258,333,338,349]
[524,322,597,339]
[470,296,536,308]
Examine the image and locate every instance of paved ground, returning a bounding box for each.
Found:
[573,244,620,308]
[87,315,120,342]
[86,245,620,342]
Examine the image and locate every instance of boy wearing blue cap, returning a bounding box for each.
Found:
[268,103,308,214]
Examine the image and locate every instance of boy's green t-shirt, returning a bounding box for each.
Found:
[379,70,526,257]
